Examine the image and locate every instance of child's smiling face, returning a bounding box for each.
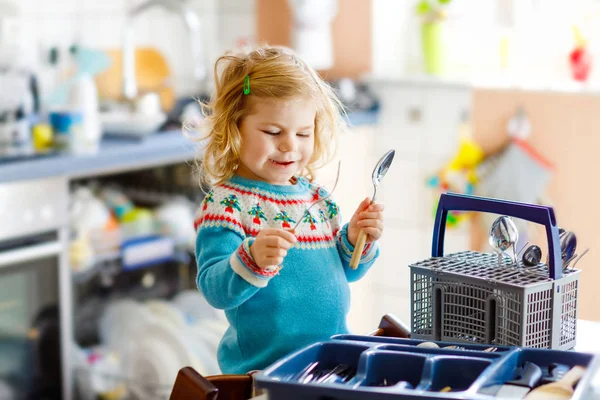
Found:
[237,96,316,185]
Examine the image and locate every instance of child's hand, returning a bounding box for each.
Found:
[250,228,297,270]
[348,197,385,246]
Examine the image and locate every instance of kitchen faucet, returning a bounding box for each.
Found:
[122,0,206,101]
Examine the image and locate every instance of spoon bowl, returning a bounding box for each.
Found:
[522,244,542,267]
[559,230,577,267]
[489,216,519,266]
[371,150,395,201]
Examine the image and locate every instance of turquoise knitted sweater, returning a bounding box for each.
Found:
[194,175,379,374]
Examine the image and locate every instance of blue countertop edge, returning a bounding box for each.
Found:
[0,130,200,184]
[0,110,379,184]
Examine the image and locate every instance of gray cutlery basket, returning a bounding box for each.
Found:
[410,193,580,350]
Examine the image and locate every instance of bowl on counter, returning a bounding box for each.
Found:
[100,110,166,139]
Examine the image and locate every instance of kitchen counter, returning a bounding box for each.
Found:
[576,319,600,354]
[0,130,199,183]
[574,320,600,399]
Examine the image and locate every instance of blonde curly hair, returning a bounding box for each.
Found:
[196,45,347,187]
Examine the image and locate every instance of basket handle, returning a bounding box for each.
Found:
[432,193,563,280]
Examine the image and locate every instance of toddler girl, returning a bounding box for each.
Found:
[194,45,385,374]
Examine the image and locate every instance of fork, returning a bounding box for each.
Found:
[292,161,341,231]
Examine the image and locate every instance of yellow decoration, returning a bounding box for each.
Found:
[573,25,586,48]
[447,120,485,172]
[32,124,53,151]
[427,115,484,229]
[448,140,484,170]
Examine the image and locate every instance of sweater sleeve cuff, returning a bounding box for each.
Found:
[229,238,280,288]
[337,224,378,264]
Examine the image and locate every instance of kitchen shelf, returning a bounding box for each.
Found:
[72,246,191,285]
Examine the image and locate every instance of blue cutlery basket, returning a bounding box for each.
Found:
[255,335,597,399]
[411,193,580,350]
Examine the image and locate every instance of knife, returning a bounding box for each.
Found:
[495,361,543,399]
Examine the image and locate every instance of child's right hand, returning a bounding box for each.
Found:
[249,228,297,270]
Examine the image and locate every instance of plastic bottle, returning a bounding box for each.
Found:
[68,73,102,154]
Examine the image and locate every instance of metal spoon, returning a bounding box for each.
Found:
[489,216,519,266]
[349,149,396,269]
[560,231,577,267]
[522,245,542,267]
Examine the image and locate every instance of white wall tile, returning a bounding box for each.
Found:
[198,15,219,81]
[6,0,245,99]
[185,1,221,77]
[126,0,161,11]
[15,15,40,67]
[142,9,193,94]
[19,0,80,16]
[79,15,125,49]
[37,15,78,49]
[217,0,254,14]
[189,0,218,15]
[97,5,218,97]
[13,0,38,16]
[126,0,218,14]
[82,0,126,14]
[217,13,255,54]
[121,0,245,87]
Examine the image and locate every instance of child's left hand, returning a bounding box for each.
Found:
[347,197,385,247]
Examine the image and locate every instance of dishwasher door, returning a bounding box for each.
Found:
[0,232,62,399]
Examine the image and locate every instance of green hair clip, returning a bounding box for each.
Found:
[243,75,251,95]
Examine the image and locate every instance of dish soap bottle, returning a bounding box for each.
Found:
[68,72,101,154]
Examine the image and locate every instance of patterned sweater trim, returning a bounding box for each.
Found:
[196,175,376,286]
[221,182,312,206]
[337,224,378,264]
